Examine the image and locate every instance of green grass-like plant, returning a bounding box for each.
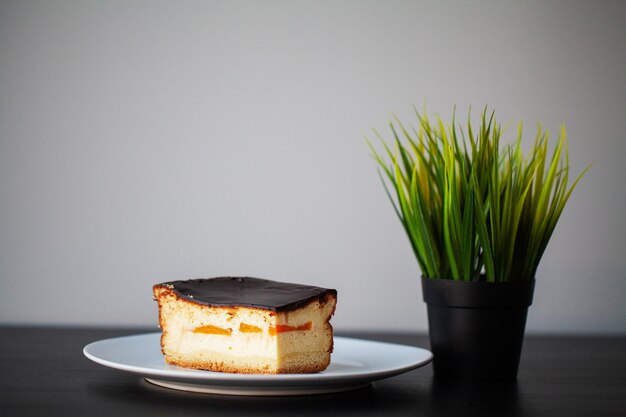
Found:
[369,107,590,282]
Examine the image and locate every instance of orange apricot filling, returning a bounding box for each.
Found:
[193,325,232,335]
[193,321,313,336]
[239,323,262,333]
[268,321,312,336]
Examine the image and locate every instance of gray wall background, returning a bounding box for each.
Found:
[1,0,624,334]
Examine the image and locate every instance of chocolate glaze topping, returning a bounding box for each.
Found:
[156,277,336,312]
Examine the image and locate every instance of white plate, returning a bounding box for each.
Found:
[83,333,432,396]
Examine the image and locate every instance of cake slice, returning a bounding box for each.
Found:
[153,277,337,374]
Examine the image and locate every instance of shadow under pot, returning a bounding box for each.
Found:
[421,277,535,380]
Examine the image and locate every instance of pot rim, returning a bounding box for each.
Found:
[421,276,535,308]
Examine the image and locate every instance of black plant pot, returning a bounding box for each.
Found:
[421,277,535,380]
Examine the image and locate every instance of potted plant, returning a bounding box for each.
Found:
[369,107,589,379]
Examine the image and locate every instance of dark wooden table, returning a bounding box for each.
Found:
[1,327,625,417]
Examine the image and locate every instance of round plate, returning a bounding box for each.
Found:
[84,333,432,396]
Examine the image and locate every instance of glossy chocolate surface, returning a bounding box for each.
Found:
[156,277,336,311]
